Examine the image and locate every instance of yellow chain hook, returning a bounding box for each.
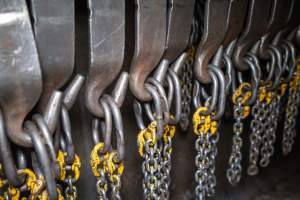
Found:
[193,107,218,136]
[90,143,109,177]
[57,150,66,181]
[18,168,45,198]
[105,151,124,176]
[137,121,157,157]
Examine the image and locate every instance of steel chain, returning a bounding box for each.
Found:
[282,86,300,155]
[259,94,280,167]
[227,102,244,185]
[247,100,264,176]
[159,138,172,200]
[96,170,108,200]
[109,173,122,200]
[193,107,218,200]
[142,140,160,200]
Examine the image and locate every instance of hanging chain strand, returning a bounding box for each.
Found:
[259,93,280,167]
[227,82,252,185]
[282,74,300,155]
[179,47,195,131]
[96,169,108,200]
[158,125,175,200]
[227,102,244,185]
[138,122,161,200]
[91,143,124,200]
[247,99,263,176]
[206,131,219,198]
[193,107,218,200]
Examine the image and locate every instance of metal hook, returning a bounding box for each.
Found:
[271,0,297,47]
[223,0,249,48]
[164,0,195,62]
[0,0,63,147]
[129,0,167,102]
[233,0,273,71]
[194,0,230,83]
[85,0,125,117]
[30,0,76,110]
[258,0,293,60]
[91,72,128,155]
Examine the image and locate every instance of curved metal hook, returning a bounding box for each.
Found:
[258,0,293,60]
[129,0,167,101]
[233,0,273,71]
[0,0,63,148]
[164,0,195,62]
[194,0,230,83]
[30,0,76,110]
[223,0,249,47]
[85,0,125,117]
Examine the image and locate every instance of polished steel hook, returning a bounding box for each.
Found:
[233,0,273,71]
[194,0,230,83]
[129,0,167,102]
[30,0,76,110]
[85,0,125,118]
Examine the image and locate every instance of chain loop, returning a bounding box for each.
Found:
[193,107,218,199]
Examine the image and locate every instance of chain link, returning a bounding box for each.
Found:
[247,100,264,176]
[142,140,160,200]
[282,86,300,155]
[193,107,218,200]
[96,170,108,200]
[227,102,244,185]
[259,94,280,167]
[109,174,122,200]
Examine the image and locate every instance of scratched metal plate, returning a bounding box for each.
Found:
[0,0,42,146]
[30,0,75,108]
